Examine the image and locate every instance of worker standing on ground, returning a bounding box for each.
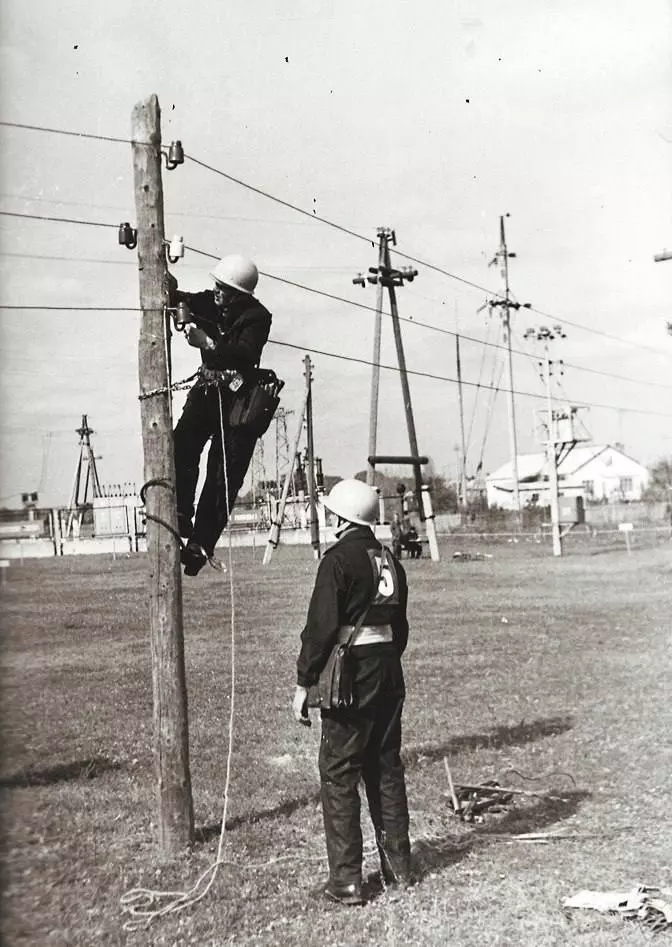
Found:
[168,255,272,576]
[293,479,414,905]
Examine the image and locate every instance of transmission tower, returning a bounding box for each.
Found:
[66,414,103,536]
[273,407,294,501]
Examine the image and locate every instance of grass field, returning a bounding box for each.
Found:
[1,538,671,946]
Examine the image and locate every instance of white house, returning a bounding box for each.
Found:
[486,444,650,510]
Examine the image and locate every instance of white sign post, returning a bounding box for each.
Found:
[618,522,633,554]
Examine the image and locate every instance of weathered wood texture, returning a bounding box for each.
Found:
[131,94,193,851]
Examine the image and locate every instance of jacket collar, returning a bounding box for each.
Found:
[336,524,377,544]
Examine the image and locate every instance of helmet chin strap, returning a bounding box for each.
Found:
[334,516,355,537]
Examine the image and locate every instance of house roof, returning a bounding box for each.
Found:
[487,444,646,483]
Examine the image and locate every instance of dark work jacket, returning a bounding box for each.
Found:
[174,288,272,380]
[296,525,409,688]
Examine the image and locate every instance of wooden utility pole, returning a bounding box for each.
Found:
[498,217,521,524]
[487,216,532,527]
[524,324,566,557]
[386,246,423,511]
[304,355,321,559]
[132,94,193,851]
[366,232,387,486]
[353,229,424,516]
[543,349,562,557]
[455,334,468,510]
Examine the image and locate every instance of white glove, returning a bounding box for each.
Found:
[292,685,311,727]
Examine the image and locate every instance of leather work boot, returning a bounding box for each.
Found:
[181,541,208,577]
[323,882,366,906]
[381,862,416,889]
[379,846,415,889]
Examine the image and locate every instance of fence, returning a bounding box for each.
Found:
[1,499,669,561]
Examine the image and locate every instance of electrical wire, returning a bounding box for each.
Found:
[0,299,670,417]
[0,190,319,227]
[2,118,670,358]
[0,148,670,410]
[183,151,672,354]
[266,338,672,418]
[184,154,373,246]
[0,119,141,146]
[0,251,136,266]
[0,209,117,228]
[2,208,670,386]
[475,361,506,475]
[464,319,496,456]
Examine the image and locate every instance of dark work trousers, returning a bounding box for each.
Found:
[173,383,257,555]
[319,642,410,887]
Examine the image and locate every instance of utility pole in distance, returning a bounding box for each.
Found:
[485,215,531,527]
[304,355,321,559]
[455,334,468,510]
[524,324,567,557]
[353,228,423,513]
[131,94,193,852]
[364,230,387,487]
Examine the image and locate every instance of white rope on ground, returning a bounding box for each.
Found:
[121,386,238,931]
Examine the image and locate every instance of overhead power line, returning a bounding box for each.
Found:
[0,209,117,229]
[0,305,142,311]
[0,191,316,226]
[183,151,672,353]
[184,154,372,246]
[2,117,669,358]
[267,339,672,419]
[0,119,139,146]
[1,142,670,386]
[1,294,669,418]
[2,118,670,357]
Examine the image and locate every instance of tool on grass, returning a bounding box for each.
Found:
[443,758,462,817]
[446,780,515,822]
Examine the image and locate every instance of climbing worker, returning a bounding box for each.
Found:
[292,479,414,905]
[168,255,272,576]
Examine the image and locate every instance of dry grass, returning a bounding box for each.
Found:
[1,538,671,946]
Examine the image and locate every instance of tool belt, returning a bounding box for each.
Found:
[197,366,243,389]
[227,368,284,437]
[195,366,284,436]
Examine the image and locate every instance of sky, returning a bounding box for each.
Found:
[0,0,670,507]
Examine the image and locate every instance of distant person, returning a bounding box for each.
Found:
[168,255,272,576]
[293,479,414,905]
[390,512,403,559]
[400,515,422,559]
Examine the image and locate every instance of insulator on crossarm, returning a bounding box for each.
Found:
[164,140,184,170]
[118,222,137,250]
[166,234,184,263]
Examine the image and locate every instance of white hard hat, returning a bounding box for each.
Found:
[209,255,259,295]
[323,479,379,527]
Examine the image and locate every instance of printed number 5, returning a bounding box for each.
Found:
[376,558,395,597]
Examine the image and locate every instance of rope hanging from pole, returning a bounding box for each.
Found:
[122,388,238,929]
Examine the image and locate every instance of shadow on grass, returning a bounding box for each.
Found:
[195,716,575,844]
[195,790,321,843]
[0,755,122,789]
[410,789,591,885]
[403,714,574,767]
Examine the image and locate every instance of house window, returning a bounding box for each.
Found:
[582,480,594,498]
[619,477,633,494]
